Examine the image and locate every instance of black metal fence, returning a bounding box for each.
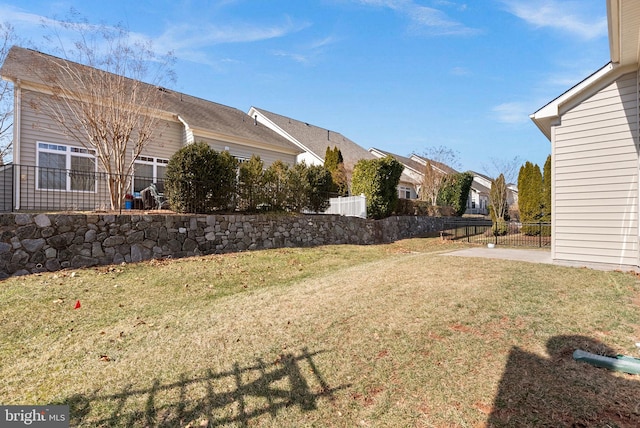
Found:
[0,164,164,213]
[0,164,334,214]
[0,165,551,248]
[441,219,551,248]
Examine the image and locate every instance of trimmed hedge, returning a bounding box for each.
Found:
[165,142,238,213]
[351,156,403,219]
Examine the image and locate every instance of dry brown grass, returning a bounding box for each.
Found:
[1,238,639,427]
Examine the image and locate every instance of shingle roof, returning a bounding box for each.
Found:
[470,170,493,183]
[251,107,375,170]
[471,180,491,195]
[1,46,301,154]
[370,148,425,174]
[369,148,422,186]
[409,153,459,175]
[162,92,300,153]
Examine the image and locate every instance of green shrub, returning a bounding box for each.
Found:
[238,155,265,212]
[518,161,543,235]
[351,156,403,219]
[437,172,474,216]
[165,142,238,213]
[492,218,508,236]
[285,162,310,212]
[305,164,332,213]
[263,160,289,211]
[324,146,348,196]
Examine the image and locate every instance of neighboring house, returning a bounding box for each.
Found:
[530,0,640,268]
[467,172,491,216]
[507,183,518,210]
[0,46,302,210]
[409,154,491,215]
[368,148,422,199]
[248,107,376,180]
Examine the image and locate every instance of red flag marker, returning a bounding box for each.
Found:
[74,300,81,309]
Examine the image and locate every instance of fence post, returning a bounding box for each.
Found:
[539,222,542,248]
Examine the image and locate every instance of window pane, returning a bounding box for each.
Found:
[155,165,167,194]
[134,163,153,192]
[157,165,166,181]
[38,152,66,190]
[70,156,96,191]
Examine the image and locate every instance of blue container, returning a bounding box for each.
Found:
[125,200,133,210]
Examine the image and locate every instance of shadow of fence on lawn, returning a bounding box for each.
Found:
[61,348,348,427]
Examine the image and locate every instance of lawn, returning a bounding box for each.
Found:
[1,238,640,427]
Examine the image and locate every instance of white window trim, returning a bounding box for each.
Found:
[36,142,97,192]
[133,156,169,192]
[399,185,412,199]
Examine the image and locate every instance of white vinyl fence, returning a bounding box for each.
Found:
[323,194,367,218]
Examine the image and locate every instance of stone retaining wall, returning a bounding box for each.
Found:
[0,213,446,278]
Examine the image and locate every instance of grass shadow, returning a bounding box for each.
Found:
[58,348,349,427]
[488,335,640,427]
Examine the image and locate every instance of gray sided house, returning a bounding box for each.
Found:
[530,0,640,268]
[0,46,301,211]
[408,154,491,215]
[368,148,423,200]
[467,172,491,216]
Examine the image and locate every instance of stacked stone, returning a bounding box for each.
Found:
[0,213,445,278]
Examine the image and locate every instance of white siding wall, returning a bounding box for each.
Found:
[296,151,323,166]
[553,72,639,266]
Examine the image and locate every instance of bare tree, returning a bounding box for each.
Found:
[490,173,508,221]
[418,145,460,206]
[482,156,521,184]
[419,159,445,205]
[0,23,16,164]
[32,16,174,209]
[424,145,461,170]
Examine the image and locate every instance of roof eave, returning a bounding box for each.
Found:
[530,62,619,140]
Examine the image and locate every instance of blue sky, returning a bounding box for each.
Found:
[1,0,609,174]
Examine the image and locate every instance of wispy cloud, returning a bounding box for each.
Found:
[491,102,532,124]
[354,0,480,36]
[410,5,480,36]
[309,35,339,50]
[500,0,607,40]
[544,69,594,88]
[156,18,310,52]
[0,4,51,27]
[272,50,310,64]
[450,66,471,76]
[271,35,339,65]
[0,4,311,68]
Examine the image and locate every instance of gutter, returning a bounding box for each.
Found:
[13,79,20,210]
[607,0,621,64]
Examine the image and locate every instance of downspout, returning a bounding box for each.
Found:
[13,79,21,211]
[177,115,194,145]
[637,67,640,267]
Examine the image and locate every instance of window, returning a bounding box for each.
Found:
[133,156,168,193]
[399,186,412,199]
[37,142,96,191]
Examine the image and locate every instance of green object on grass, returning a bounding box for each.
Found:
[573,349,640,375]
